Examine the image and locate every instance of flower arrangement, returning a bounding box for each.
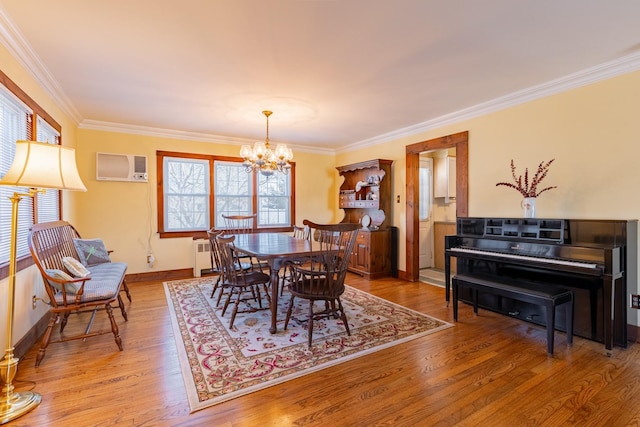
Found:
[496,159,557,198]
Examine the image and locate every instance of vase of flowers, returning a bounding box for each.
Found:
[496,159,556,218]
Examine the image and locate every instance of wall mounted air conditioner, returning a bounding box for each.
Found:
[96,152,148,182]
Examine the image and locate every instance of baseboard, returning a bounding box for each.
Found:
[15,312,50,359]
[628,324,639,343]
[125,268,193,283]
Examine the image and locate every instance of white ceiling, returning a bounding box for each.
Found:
[1,1,640,153]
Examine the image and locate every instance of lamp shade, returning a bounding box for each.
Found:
[0,140,86,191]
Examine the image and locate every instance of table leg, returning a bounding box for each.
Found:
[269,259,282,334]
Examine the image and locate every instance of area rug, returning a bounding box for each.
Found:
[164,277,453,412]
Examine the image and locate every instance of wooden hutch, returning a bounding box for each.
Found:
[337,159,393,279]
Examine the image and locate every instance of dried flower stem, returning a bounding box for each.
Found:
[496,159,557,198]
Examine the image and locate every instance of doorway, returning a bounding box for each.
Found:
[405,131,468,282]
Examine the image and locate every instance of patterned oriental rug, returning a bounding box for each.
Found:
[164,277,453,413]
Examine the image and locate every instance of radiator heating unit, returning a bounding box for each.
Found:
[193,239,211,277]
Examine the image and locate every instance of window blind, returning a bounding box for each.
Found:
[0,89,32,264]
[35,117,61,223]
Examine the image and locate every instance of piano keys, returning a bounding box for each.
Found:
[445,217,637,351]
[448,246,601,272]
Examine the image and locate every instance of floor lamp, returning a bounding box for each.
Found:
[0,141,86,424]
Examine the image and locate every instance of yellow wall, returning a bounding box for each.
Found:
[74,129,337,274]
[337,70,640,327]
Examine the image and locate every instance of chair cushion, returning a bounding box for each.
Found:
[73,238,111,266]
[54,262,127,305]
[62,256,91,278]
[45,269,81,294]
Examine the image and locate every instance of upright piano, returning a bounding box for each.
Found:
[445,217,637,351]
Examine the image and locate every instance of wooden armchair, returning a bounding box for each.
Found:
[28,221,128,366]
[284,220,359,347]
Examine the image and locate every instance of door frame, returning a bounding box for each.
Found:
[405,131,468,281]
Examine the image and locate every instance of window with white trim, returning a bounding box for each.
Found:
[256,168,291,227]
[214,161,252,225]
[157,151,295,237]
[35,117,61,223]
[163,156,210,231]
[0,90,31,266]
[0,76,62,273]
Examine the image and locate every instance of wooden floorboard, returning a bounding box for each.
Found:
[9,273,640,426]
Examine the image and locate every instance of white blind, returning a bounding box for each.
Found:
[35,117,61,223]
[0,89,32,264]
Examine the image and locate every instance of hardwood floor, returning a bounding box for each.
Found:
[10,274,640,426]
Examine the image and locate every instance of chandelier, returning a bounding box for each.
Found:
[240,110,293,176]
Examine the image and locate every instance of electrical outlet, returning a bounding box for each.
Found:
[631,294,640,309]
[32,295,37,309]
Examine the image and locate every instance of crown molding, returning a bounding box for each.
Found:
[80,120,333,155]
[338,52,640,154]
[0,5,82,125]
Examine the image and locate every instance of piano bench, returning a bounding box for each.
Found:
[452,274,574,356]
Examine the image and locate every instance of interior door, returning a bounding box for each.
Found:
[419,157,434,269]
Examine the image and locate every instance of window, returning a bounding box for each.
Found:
[256,170,291,227]
[35,117,61,223]
[214,161,252,225]
[163,156,210,231]
[0,70,62,278]
[157,151,295,237]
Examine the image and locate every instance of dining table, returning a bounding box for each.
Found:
[231,232,318,334]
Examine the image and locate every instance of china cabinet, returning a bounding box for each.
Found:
[336,159,393,278]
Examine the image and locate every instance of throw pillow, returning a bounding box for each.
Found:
[73,238,111,266]
[62,256,91,278]
[45,268,81,294]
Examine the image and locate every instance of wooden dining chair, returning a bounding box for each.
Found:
[284,220,360,347]
[206,228,256,306]
[292,224,311,240]
[216,234,272,328]
[222,214,256,234]
[204,229,224,300]
[221,214,268,272]
[280,225,311,295]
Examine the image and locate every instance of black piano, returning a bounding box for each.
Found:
[445,217,637,351]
